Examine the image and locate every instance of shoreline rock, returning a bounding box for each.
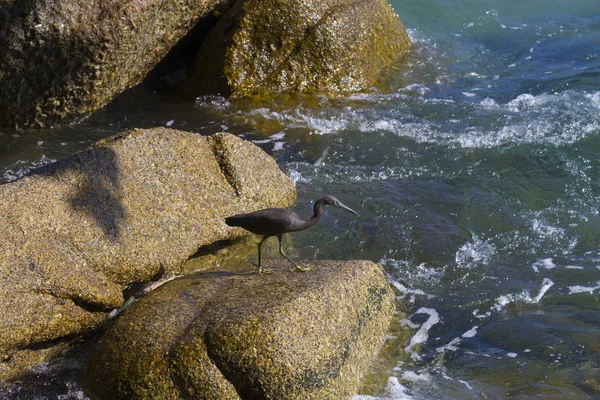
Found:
[191,0,411,97]
[0,0,412,128]
[85,260,395,399]
[0,128,295,379]
[0,0,223,128]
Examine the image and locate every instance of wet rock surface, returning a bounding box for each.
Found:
[0,128,296,379]
[85,260,394,400]
[191,0,411,97]
[0,0,222,128]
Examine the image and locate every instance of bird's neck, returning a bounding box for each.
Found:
[307,198,327,223]
[311,198,327,219]
[295,199,326,231]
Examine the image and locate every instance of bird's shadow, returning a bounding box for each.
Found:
[31,146,127,243]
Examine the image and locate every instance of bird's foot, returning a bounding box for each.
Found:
[253,263,272,275]
[290,264,313,273]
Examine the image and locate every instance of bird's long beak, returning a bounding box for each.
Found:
[336,201,359,216]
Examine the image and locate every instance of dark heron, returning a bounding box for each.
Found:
[225,195,359,275]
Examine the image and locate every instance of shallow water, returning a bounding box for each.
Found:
[2,0,600,398]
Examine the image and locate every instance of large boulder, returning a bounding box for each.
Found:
[0,128,296,379]
[0,0,224,128]
[85,260,394,399]
[191,0,412,96]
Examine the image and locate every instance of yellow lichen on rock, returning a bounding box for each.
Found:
[0,128,295,379]
[85,260,396,399]
[191,0,412,97]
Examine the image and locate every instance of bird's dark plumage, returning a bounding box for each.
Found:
[225,195,358,274]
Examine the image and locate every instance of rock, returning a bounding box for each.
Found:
[0,0,224,128]
[191,0,411,97]
[85,260,394,399]
[0,128,296,379]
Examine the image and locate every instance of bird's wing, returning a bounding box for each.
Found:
[225,208,300,236]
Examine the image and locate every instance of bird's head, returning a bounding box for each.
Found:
[322,195,359,216]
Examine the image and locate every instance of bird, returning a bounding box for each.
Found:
[225,195,359,275]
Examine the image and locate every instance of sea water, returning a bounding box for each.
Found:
[1,0,599,398]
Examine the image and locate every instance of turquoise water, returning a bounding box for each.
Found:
[2,0,600,398]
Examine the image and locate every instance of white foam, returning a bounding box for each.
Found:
[270,132,286,140]
[392,281,428,302]
[473,309,491,319]
[402,371,431,382]
[404,308,440,359]
[462,326,479,338]
[2,155,56,182]
[568,281,600,294]
[455,238,496,268]
[532,258,556,273]
[492,294,513,312]
[534,278,554,303]
[353,376,413,400]
[272,142,284,151]
[492,278,553,311]
[441,371,454,380]
[286,167,311,185]
[436,337,461,353]
[234,89,600,150]
[165,119,175,127]
[532,219,565,238]
[195,95,230,110]
[459,380,473,390]
[398,83,431,96]
[313,147,329,166]
[480,97,498,108]
[507,352,518,358]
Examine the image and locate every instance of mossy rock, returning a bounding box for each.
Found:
[0,0,221,128]
[0,128,295,379]
[85,260,395,399]
[191,0,411,96]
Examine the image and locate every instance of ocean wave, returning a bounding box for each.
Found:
[234,89,600,150]
[2,155,56,183]
[455,237,496,268]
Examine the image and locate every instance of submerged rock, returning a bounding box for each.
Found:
[191,0,412,96]
[85,260,394,399]
[0,128,295,379]
[0,0,223,128]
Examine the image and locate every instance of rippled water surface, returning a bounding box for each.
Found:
[1,0,600,398]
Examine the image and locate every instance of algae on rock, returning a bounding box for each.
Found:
[85,260,395,400]
[0,128,295,379]
[191,0,412,97]
[0,0,221,128]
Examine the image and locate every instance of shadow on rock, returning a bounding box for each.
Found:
[67,148,128,242]
[33,146,128,242]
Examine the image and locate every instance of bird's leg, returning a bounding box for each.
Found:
[253,236,272,275]
[277,235,312,273]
